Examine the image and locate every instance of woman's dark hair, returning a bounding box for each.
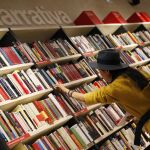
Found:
[109,67,149,90]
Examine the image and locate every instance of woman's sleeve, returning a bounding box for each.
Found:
[84,85,117,105]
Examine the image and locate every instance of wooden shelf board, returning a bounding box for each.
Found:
[50,54,82,63]
[129,59,150,67]
[0,88,53,111]
[36,60,51,68]
[122,44,138,51]
[87,104,101,112]
[0,63,34,76]
[64,75,97,88]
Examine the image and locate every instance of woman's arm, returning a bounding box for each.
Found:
[56,84,85,102]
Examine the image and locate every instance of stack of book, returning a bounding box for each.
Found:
[106,32,136,47]
[120,47,150,65]
[70,34,110,54]
[0,46,32,68]
[22,103,126,150]
[99,123,149,150]
[0,69,51,102]
[131,30,150,44]
[15,39,78,63]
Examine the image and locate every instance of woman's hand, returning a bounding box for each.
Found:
[55,84,69,94]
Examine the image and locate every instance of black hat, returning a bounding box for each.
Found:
[89,49,128,70]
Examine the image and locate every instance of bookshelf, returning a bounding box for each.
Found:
[0,22,149,150]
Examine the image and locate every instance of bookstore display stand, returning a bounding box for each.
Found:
[0,23,149,149]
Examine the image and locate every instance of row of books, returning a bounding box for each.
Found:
[69,30,150,54]
[0,68,53,102]
[99,123,149,150]
[70,34,109,53]
[133,30,150,44]
[106,31,150,47]
[0,46,31,68]
[120,46,150,65]
[0,79,107,143]
[138,64,150,74]
[17,103,126,150]
[42,59,95,85]
[15,40,78,64]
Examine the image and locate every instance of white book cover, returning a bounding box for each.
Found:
[21,70,37,92]
[97,109,113,130]
[26,69,45,91]
[23,104,38,129]
[48,93,67,117]
[13,112,31,132]
[106,105,121,123]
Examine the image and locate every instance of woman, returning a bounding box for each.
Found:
[56,49,150,140]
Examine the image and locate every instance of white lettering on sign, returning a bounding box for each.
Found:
[0,6,72,26]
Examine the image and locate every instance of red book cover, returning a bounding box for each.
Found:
[33,101,53,124]
[32,42,48,61]
[61,65,74,81]
[93,81,101,88]
[55,95,71,115]
[2,47,22,64]
[0,85,10,100]
[12,72,30,94]
[69,64,82,79]
[64,64,78,80]
[44,42,59,58]
[32,143,41,150]
[127,12,147,23]
[103,11,126,24]
[74,11,102,25]
[78,87,86,94]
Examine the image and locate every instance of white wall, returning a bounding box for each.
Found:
[0,0,149,27]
